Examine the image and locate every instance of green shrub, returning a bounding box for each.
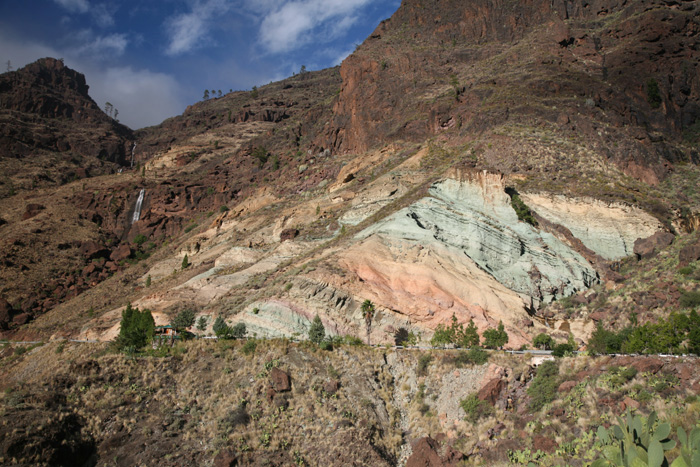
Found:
[454,348,489,367]
[646,78,662,109]
[460,393,493,423]
[184,223,197,233]
[181,254,190,269]
[509,192,538,226]
[679,266,694,276]
[552,343,575,357]
[231,322,247,339]
[133,234,148,246]
[241,339,257,356]
[528,360,559,411]
[680,290,700,309]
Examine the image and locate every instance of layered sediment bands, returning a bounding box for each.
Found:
[520,193,664,260]
[356,170,598,307]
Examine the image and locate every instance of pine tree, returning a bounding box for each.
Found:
[171,309,195,331]
[182,254,189,269]
[308,315,325,344]
[116,303,155,350]
[483,321,509,349]
[196,316,208,332]
[213,316,231,338]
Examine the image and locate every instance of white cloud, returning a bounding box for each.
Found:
[73,32,129,57]
[0,33,185,129]
[164,0,232,56]
[53,0,90,14]
[256,0,372,54]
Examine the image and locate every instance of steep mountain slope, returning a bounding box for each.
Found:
[1,0,700,350]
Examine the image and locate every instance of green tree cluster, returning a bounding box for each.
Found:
[116,303,155,351]
[589,310,700,355]
[527,360,559,411]
[533,333,554,350]
[482,321,509,349]
[430,314,480,348]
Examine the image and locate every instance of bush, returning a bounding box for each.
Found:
[454,348,489,367]
[679,266,694,276]
[460,394,493,423]
[308,315,325,344]
[182,254,189,269]
[231,322,247,339]
[509,192,538,226]
[241,339,257,356]
[680,290,700,309]
[417,354,432,376]
[133,234,148,246]
[527,360,559,411]
[552,343,575,357]
[646,78,662,108]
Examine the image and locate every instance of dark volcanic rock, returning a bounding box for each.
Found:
[633,231,675,260]
[406,436,464,467]
[679,238,700,266]
[279,228,299,242]
[79,241,109,260]
[110,244,132,262]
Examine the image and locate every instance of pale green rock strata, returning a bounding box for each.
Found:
[358,174,599,305]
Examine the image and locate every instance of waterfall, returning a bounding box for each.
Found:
[130,143,136,168]
[132,189,145,224]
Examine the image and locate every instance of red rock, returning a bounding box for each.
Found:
[79,241,109,259]
[105,261,119,272]
[406,437,444,467]
[12,313,32,325]
[22,203,45,220]
[620,397,640,411]
[213,449,237,467]
[110,244,132,262]
[630,358,663,375]
[589,311,605,321]
[633,231,674,260]
[82,263,97,276]
[558,380,577,393]
[265,387,276,402]
[323,379,340,395]
[477,378,505,406]
[679,241,700,267]
[269,367,291,392]
[533,435,558,453]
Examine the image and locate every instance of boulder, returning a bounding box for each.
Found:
[406,437,444,467]
[22,203,45,220]
[558,380,577,393]
[633,231,674,260]
[323,379,340,395]
[12,313,32,325]
[630,358,664,375]
[110,244,132,262]
[533,435,558,453]
[477,378,505,406]
[269,368,291,392]
[620,397,641,412]
[79,241,109,260]
[213,449,238,467]
[679,241,700,267]
[279,228,299,242]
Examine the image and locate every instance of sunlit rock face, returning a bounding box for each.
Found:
[357,169,598,308]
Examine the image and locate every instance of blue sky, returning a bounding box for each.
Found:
[0,0,401,129]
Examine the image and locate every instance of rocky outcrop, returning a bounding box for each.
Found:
[521,193,665,260]
[358,170,598,306]
[633,231,675,260]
